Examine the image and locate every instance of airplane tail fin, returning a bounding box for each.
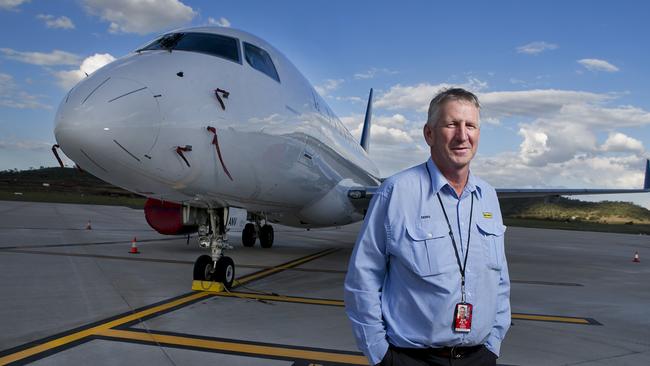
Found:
[643,159,650,189]
[360,88,373,152]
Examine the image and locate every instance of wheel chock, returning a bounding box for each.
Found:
[192,280,225,293]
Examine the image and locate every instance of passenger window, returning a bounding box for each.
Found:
[138,33,240,63]
[243,42,280,83]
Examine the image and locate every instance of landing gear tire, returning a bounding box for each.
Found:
[259,224,274,248]
[193,254,215,281]
[242,223,257,247]
[214,256,235,289]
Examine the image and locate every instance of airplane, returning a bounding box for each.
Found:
[53,26,650,289]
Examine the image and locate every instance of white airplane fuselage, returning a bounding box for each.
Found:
[54,26,380,228]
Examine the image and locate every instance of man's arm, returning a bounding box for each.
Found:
[344,192,391,365]
[485,227,511,357]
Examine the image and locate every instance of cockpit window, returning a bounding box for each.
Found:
[243,42,280,83]
[138,32,241,63]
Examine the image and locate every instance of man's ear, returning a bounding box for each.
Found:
[423,123,434,147]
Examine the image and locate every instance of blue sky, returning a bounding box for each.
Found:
[2,0,650,207]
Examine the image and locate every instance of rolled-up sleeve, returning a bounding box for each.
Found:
[344,192,390,365]
[485,225,511,357]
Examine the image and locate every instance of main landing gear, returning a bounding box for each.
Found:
[193,208,236,289]
[241,217,274,248]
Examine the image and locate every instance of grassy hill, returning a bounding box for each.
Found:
[500,196,650,224]
[0,167,146,208]
[2,167,650,233]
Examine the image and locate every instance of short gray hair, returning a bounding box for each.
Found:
[426,88,480,127]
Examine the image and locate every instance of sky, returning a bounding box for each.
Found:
[2,0,650,207]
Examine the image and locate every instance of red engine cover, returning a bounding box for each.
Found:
[144,198,197,235]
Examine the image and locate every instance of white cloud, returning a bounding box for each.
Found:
[375,82,450,112]
[516,41,558,55]
[354,67,398,80]
[83,0,196,35]
[474,153,646,191]
[208,16,230,27]
[365,80,650,191]
[0,73,50,109]
[0,48,80,66]
[0,139,51,151]
[479,89,610,120]
[314,78,344,96]
[55,53,116,90]
[37,14,75,29]
[578,58,620,72]
[601,132,644,153]
[375,79,488,113]
[0,0,29,10]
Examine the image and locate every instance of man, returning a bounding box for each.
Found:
[344,88,510,366]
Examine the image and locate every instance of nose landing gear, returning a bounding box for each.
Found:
[193,207,235,289]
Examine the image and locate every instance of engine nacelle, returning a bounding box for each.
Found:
[144,198,197,235]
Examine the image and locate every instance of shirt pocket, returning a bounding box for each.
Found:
[405,223,455,276]
[476,218,506,270]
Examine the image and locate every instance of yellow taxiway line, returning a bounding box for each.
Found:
[0,248,339,365]
[212,291,599,325]
[97,328,369,365]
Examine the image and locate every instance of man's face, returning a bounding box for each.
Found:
[424,100,480,174]
[459,306,466,318]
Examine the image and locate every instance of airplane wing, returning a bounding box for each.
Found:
[348,159,650,211]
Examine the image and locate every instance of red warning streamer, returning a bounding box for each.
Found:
[175,145,192,167]
[207,126,233,181]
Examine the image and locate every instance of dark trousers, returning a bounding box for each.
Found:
[378,344,497,366]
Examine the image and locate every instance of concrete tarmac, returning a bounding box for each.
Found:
[0,200,649,365]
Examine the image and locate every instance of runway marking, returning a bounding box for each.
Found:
[512,313,601,325]
[0,247,340,365]
[1,248,347,274]
[511,279,583,287]
[233,248,339,287]
[0,236,180,250]
[216,291,345,307]
[96,328,368,365]
[0,291,210,365]
[211,292,602,326]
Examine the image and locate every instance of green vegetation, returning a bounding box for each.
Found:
[0,167,145,209]
[500,196,650,224]
[3,168,650,234]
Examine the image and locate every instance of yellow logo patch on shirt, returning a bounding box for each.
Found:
[483,212,493,219]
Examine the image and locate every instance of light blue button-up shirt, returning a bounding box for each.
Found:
[344,159,511,365]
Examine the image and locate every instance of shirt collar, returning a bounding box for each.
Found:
[425,158,482,198]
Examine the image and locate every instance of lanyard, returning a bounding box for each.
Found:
[436,191,474,303]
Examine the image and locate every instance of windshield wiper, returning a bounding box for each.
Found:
[159,33,184,51]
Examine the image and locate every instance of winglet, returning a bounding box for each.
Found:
[360,88,373,152]
[643,159,650,189]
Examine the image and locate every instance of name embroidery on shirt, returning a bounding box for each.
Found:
[483,212,493,219]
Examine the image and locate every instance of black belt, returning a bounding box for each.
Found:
[391,344,484,359]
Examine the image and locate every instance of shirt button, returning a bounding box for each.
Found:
[427,233,432,238]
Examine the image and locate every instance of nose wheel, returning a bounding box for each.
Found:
[193,254,235,289]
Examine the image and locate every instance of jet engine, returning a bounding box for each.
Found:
[144,198,198,235]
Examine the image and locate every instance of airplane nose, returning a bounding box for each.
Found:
[54,76,161,171]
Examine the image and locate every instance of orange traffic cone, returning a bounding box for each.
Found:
[633,251,640,263]
[129,237,140,254]
[86,220,92,230]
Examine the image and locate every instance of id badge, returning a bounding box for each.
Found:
[453,303,473,332]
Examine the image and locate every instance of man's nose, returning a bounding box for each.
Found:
[454,124,469,142]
